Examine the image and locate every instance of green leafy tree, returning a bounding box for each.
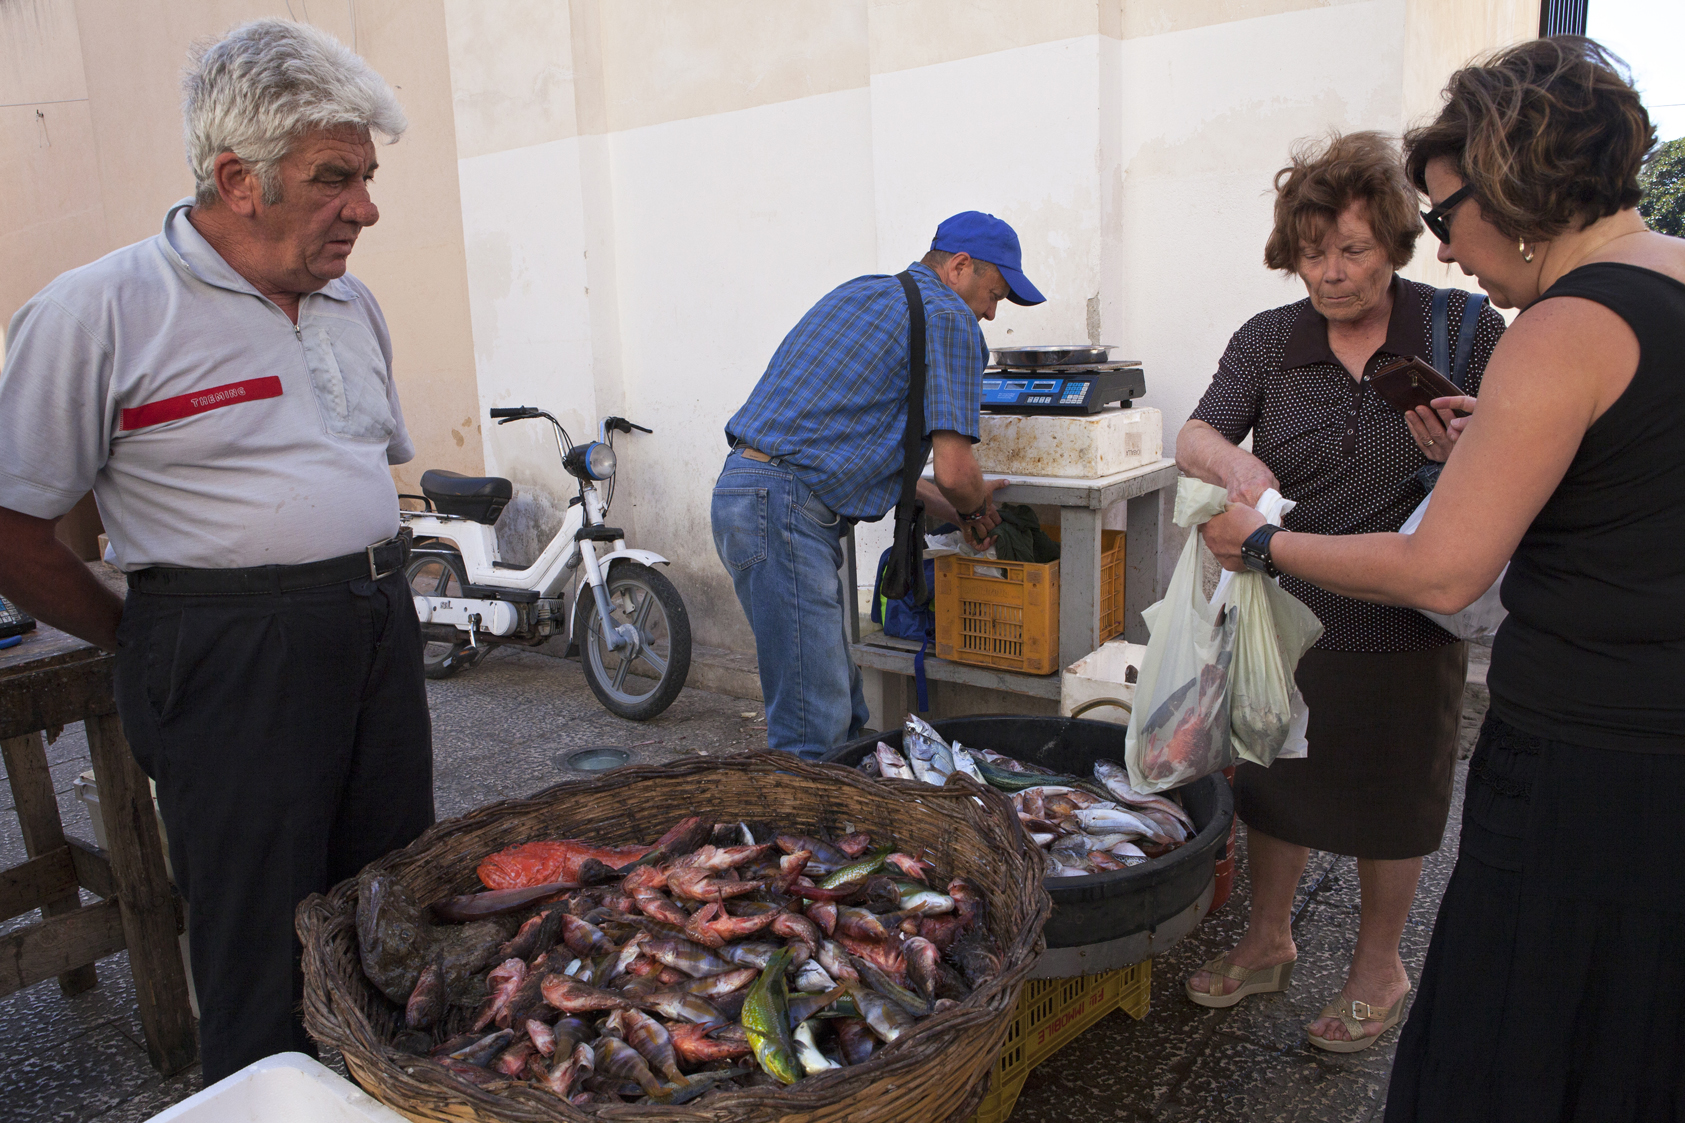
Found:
[1639,137,1685,238]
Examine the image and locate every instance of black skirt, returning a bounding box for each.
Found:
[1385,712,1685,1122]
[1233,643,1467,859]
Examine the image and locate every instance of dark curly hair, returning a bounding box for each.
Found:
[1264,131,1420,274]
[1404,36,1656,242]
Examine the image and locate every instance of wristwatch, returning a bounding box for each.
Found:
[1240,524,1285,578]
[957,502,991,524]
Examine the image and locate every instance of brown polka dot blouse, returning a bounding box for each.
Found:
[1190,276,1506,652]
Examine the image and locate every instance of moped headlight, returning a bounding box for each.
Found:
[565,441,617,481]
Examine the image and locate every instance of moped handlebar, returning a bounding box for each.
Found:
[490,406,545,422]
[601,416,653,437]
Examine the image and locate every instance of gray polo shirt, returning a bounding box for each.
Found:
[0,200,413,571]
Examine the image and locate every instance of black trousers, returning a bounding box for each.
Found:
[113,569,435,1084]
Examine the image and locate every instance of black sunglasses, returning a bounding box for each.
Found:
[1422,184,1474,244]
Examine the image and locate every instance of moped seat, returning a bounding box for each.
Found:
[420,469,513,525]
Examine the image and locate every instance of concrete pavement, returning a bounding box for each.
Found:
[0,642,1489,1121]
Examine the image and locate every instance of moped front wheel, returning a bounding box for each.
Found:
[405,551,487,680]
[577,561,691,720]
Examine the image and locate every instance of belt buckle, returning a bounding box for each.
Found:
[367,534,404,582]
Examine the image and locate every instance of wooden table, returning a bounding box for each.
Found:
[0,624,197,1074]
[845,458,1178,720]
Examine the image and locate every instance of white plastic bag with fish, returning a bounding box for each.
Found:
[1123,478,1240,794]
[1398,491,1507,640]
[1212,488,1324,766]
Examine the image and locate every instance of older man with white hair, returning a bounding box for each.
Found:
[0,20,433,1080]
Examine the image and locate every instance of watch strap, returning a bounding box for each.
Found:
[1241,524,1285,578]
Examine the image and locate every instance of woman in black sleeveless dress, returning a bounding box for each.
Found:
[1204,36,1685,1122]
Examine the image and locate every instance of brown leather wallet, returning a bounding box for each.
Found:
[1371,356,1470,417]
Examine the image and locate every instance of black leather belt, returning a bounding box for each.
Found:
[127,532,412,596]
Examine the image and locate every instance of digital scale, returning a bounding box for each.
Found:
[980,362,1146,416]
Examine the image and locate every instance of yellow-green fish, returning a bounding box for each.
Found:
[817,847,891,890]
[739,947,801,1084]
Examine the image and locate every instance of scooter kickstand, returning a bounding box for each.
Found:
[467,613,481,649]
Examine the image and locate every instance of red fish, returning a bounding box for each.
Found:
[834,832,874,858]
[477,840,650,891]
[474,958,527,1031]
[886,852,938,884]
[669,1022,752,1065]
[685,901,779,947]
[805,899,838,937]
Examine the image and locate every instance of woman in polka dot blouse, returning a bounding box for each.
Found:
[1175,131,1505,1052]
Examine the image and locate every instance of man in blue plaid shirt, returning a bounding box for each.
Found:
[713,211,1045,759]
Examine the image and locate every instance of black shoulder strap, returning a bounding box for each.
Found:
[894,271,928,513]
[879,272,931,604]
[1431,287,1488,390]
[1430,287,1451,378]
[1451,292,1487,389]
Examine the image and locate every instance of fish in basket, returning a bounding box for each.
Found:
[298,751,1050,1123]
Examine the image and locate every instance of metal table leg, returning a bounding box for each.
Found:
[1124,490,1165,643]
[1059,506,1103,670]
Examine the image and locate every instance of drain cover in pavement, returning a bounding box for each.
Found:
[562,746,631,772]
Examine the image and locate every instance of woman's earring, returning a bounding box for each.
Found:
[1519,238,1534,263]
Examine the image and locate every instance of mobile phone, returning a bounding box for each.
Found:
[1371,356,1470,417]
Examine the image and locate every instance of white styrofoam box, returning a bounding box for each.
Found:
[1061,639,1148,726]
[146,1052,409,1123]
[75,770,198,1018]
[974,406,1163,479]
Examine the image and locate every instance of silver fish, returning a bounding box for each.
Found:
[949,744,985,784]
[904,716,955,784]
[720,940,783,970]
[1110,840,1149,865]
[793,1020,841,1075]
[1045,856,1089,878]
[1092,760,1196,829]
[873,743,916,781]
[793,959,837,993]
[1071,806,1166,840]
[846,981,915,1043]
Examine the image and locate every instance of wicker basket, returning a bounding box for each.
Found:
[298,751,1051,1123]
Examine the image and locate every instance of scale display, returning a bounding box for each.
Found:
[981,377,1092,408]
[979,366,1145,415]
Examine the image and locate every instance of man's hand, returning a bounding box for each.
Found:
[916,476,1008,549]
[0,506,124,651]
[1406,395,1477,463]
[929,432,1009,550]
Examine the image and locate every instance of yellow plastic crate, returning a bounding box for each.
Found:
[970,959,1152,1123]
[935,529,1125,676]
[1047,526,1127,644]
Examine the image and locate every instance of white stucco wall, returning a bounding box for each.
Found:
[441,0,1534,656]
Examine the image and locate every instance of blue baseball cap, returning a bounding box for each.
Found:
[930,211,1045,306]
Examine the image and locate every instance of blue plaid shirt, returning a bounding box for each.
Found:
[724,262,988,520]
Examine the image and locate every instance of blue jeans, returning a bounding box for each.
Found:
[711,451,869,760]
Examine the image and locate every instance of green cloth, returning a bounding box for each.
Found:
[992,503,1060,563]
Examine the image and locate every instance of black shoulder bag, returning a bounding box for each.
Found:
[878,271,931,604]
[1416,287,1488,493]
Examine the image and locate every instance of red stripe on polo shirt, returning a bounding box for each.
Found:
[119,377,283,431]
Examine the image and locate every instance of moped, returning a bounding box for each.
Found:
[400,406,691,720]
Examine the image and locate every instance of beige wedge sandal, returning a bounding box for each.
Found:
[1306,987,1409,1053]
[1184,954,1296,1009]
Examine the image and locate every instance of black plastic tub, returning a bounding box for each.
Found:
[825,715,1233,953]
